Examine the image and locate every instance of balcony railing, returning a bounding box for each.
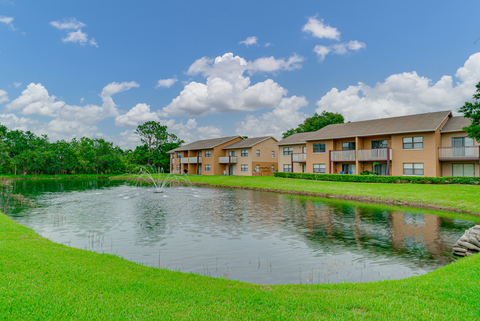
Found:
[439,146,479,161]
[180,157,189,164]
[188,157,202,164]
[358,148,392,161]
[292,153,307,163]
[331,150,356,162]
[219,156,238,164]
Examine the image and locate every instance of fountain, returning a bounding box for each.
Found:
[135,165,192,193]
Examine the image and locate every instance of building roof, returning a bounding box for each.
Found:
[273,132,311,146]
[302,110,452,141]
[441,116,472,133]
[222,136,276,149]
[168,135,241,153]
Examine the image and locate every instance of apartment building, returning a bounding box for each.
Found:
[276,110,480,177]
[168,136,278,176]
[273,132,309,173]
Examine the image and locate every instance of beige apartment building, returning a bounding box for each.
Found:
[169,136,278,176]
[275,110,480,177]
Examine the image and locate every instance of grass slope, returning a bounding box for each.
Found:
[167,175,480,215]
[1,213,480,319]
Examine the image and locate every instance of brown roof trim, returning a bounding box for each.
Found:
[434,112,453,131]
[222,136,277,149]
[302,129,440,141]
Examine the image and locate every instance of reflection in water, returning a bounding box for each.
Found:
[2,179,478,285]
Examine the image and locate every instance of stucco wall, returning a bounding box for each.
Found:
[278,144,305,173]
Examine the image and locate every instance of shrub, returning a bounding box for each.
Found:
[273,172,480,185]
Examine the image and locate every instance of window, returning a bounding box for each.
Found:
[176,165,180,171]
[302,164,307,173]
[453,164,475,177]
[198,151,202,156]
[283,164,292,172]
[313,143,326,153]
[256,165,260,172]
[283,147,293,156]
[205,150,211,158]
[313,164,326,174]
[452,137,474,147]
[403,163,424,176]
[372,140,388,149]
[228,151,235,156]
[205,164,211,172]
[302,146,307,153]
[271,165,275,172]
[241,164,248,172]
[403,137,423,150]
[241,150,248,157]
[342,164,356,174]
[177,153,181,158]
[342,142,356,150]
[256,150,260,157]
[271,151,275,158]
[453,137,475,156]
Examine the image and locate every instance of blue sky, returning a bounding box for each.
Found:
[1,0,480,148]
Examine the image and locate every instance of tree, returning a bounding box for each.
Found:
[282,111,344,139]
[134,121,184,170]
[459,81,480,142]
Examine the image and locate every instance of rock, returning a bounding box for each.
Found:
[455,252,466,256]
[452,247,468,253]
[457,241,480,251]
[453,226,480,256]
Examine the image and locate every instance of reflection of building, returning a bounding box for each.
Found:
[275,111,480,177]
[168,136,278,176]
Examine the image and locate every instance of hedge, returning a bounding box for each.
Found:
[274,172,480,185]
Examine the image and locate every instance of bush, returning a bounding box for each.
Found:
[274,172,480,185]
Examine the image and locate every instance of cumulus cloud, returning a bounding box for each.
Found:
[161,118,222,143]
[50,18,97,47]
[235,96,308,138]
[13,82,21,88]
[0,113,38,131]
[239,36,258,47]
[50,18,86,30]
[6,83,65,117]
[115,103,160,128]
[302,16,340,40]
[0,90,9,104]
[313,40,366,61]
[156,77,178,88]
[315,52,480,121]
[0,16,15,31]
[163,52,304,117]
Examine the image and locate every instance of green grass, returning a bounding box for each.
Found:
[152,175,480,215]
[1,213,480,319]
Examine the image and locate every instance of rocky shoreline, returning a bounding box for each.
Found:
[453,225,480,257]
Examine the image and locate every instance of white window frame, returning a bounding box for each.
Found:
[241,150,248,157]
[241,164,248,172]
[403,137,423,150]
[271,151,275,158]
[205,150,211,158]
[256,150,260,158]
[283,164,292,172]
[403,163,424,176]
[205,164,211,172]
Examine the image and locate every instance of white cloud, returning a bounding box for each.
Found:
[13,82,21,88]
[239,36,258,47]
[50,18,86,30]
[315,52,480,121]
[0,113,38,131]
[314,40,366,61]
[161,118,222,143]
[0,90,9,104]
[62,29,88,45]
[80,97,84,103]
[6,83,65,117]
[302,16,340,40]
[164,52,304,117]
[89,38,98,47]
[235,96,308,139]
[0,15,15,31]
[156,77,178,88]
[264,43,273,47]
[115,103,160,128]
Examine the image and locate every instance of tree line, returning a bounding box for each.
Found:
[0,121,183,175]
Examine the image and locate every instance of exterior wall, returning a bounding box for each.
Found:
[278,144,305,173]
[225,147,252,176]
[306,140,333,174]
[390,131,438,177]
[441,132,480,147]
[211,137,243,175]
[251,137,278,176]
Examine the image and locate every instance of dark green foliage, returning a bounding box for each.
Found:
[274,172,480,185]
[282,111,344,139]
[459,81,480,142]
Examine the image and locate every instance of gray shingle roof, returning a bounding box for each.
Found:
[302,110,452,141]
[168,136,241,153]
[441,116,472,133]
[222,136,276,149]
[273,132,311,146]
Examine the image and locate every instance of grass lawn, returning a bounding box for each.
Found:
[1,212,480,319]
[158,175,480,215]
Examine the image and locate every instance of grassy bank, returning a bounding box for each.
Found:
[144,175,480,215]
[1,213,480,319]
[0,173,118,180]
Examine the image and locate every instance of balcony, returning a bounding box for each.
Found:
[188,156,202,164]
[292,153,307,163]
[358,148,392,162]
[331,150,356,162]
[219,156,238,164]
[180,157,189,164]
[439,146,479,161]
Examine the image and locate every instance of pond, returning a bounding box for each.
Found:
[2,179,478,285]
